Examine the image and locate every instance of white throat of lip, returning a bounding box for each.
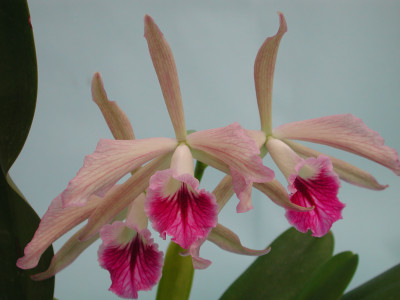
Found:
[298,163,316,180]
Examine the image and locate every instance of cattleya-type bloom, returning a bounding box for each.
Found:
[17,15,275,299]
[16,12,400,299]
[248,12,400,237]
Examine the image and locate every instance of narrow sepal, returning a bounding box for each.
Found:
[144,15,186,141]
[92,72,135,140]
[79,154,171,241]
[62,138,176,207]
[17,194,101,270]
[208,223,271,257]
[254,12,287,134]
[31,227,99,280]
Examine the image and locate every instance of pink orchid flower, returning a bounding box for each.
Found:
[17,15,274,298]
[250,12,400,237]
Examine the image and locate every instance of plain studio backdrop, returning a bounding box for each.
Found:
[10,1,400,299]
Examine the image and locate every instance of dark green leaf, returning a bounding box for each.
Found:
[0,1,54,299]
[220,227,334,300]
[156,242,194,300]
[297,251,358,300]
[0,0,37,174]
[0,175,54,300]
[342,263,400,300]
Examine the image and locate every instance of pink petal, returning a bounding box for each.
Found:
[144,15,186,142]
[145,169,218,249]
[92,72,135,140]
[245,129,267,149]
[273,114,400,175]
[187,223,271,270]
[98,222,163,299]
[62,137,177,207]
[208,223,271,257]
[187,122,274,209]
[79,154,171,241]
[254,12,287,134]
[32,227,99,280]
[285,139,388,190]
[230,169,254,213]
[285,156,344,237]
[184,238,212,270]
[17,194,101,270]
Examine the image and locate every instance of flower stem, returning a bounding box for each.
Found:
[156,242,194,300]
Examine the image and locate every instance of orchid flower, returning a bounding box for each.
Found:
[250,12,400,237]
[17,14,275,298]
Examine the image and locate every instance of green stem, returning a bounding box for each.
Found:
[156,242,194,300]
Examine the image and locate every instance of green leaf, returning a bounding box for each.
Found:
[220,227,334,300]
[342,263,400,300]
[297,251,358,300]
[156,242,194,300]
[0,0,37,174]
[0,0,55,299]
[0,175,54,299]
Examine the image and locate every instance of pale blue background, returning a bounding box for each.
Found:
[10,1,400,299]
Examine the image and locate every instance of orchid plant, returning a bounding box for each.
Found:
[2,3,399,300]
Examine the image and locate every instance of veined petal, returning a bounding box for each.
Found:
[230,169,254,213]
[146,169,218,249]
[245,129,267,149]
[79,154,171,241]
[188,122,274,210]
[98,222,163,299]
[208,223,271,257]
[31,227,99,280]
[16,193,101,270]
[144,15,186,142]
[62,137,177,207]
[285,139,388,190]
[254,12,287,134]
[273,114,400,175]
[286,155,344,237]
[187,123,273,182]
[92,72,135,140]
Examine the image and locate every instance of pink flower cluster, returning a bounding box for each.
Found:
[17,13,399,299]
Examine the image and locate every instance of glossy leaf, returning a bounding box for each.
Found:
[0,0,54,299]
[156,242,194,300]
[0,175,54,299]
[220,227,334,300]
[342,263,400,300]
[0,0,37,174]
[297,251,358,300]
